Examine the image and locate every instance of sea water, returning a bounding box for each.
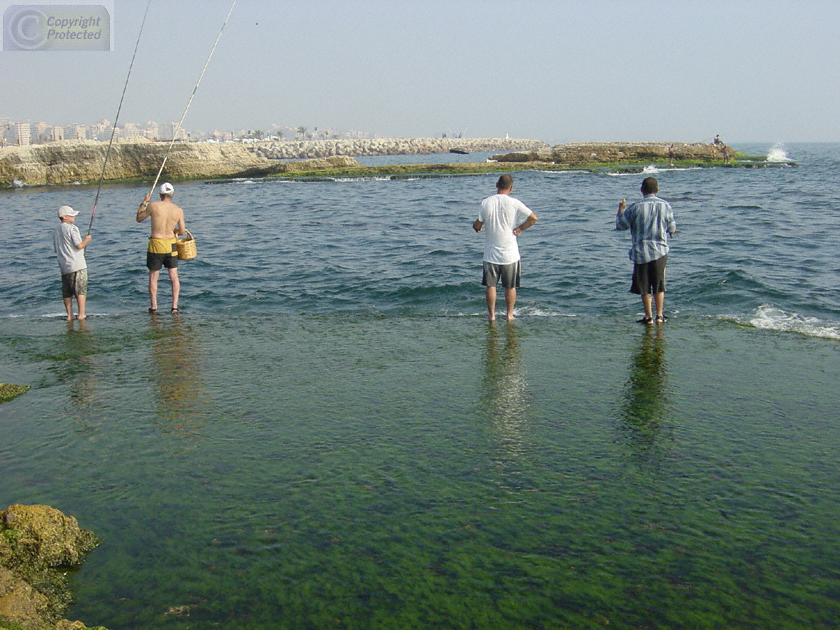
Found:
[1,144,839,629]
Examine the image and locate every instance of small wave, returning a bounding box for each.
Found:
[642,165,659,174]
[736,304,840,339]
[330,176,395,183]
[514,306,577,318]
[766,143,792,163]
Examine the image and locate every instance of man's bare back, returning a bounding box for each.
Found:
[137,183,188,313]
[137,193,186,238]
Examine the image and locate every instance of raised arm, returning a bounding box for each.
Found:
[136,194,152,223]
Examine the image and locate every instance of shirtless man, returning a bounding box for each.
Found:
[136,182,186,313]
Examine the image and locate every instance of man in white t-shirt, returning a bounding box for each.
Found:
[473,174,538,321]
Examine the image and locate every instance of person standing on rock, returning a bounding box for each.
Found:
[53,205,92,321]
[136,183,186,313]
[615,177,676,325]
[473,174,538,322]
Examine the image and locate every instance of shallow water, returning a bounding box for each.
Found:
[2,144,840,629]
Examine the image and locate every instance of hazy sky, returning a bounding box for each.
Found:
[2,0,839,144]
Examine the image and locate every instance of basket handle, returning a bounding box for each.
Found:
[175,228,193,240]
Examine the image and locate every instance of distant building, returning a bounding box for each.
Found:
[170,122,187,141]
[66,124,87,140]
[90,119,112,141]
[1,117,11,146]
[143,121,159,140]
[34,122,50,143]
[122,122,141,138]
[51,126,64,142]
[14,122,31,146]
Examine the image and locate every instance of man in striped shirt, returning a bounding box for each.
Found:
[616,177,676,324]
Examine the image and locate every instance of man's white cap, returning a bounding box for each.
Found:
[159,182,174,195]
[58,205,79,217]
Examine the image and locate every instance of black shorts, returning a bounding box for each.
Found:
[482,261,521,289]
[146,252,178,271]
[630,255,667,295]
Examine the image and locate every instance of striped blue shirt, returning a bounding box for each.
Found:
[616,194,676,263]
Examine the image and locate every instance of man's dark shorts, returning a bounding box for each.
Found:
[482,260,521,289]
[146,252,178,271]
[630,255,667,295]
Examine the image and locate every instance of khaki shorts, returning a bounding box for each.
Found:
[482,260,521,289]
[61,268,88,298]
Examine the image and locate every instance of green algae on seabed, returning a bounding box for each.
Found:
[0,383,28,403]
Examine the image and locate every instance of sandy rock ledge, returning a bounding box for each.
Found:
[0,505,105,630]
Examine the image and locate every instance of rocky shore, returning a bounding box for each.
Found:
[0,504,104,630]
[490,141,733,165]
[0,137,544,187]
[1,138,740,188]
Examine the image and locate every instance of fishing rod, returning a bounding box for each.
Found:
[87,0,152,235]
[146,0,238,201]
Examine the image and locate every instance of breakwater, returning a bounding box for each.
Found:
[247,137,547,160]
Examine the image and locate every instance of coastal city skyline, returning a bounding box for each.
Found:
[2,1,839,144]
[0,115,377,146]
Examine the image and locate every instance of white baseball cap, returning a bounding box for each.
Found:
[58,205,79,217]
[159,182,174,195]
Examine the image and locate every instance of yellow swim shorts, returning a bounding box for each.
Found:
[147,237,177,255]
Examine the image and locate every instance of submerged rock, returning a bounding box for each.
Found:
[0,505,104,630]
[0,383,29,403]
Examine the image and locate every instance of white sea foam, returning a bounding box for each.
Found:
[537,169,588,176]
[331,176,395,183]
[742,304,840,340]
[766,143,792,163]
[642,165,659,174]
[515,306,577,318]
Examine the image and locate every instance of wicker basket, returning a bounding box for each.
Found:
[176,230,197,260]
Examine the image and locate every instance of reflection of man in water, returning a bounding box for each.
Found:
[621,326,670,464]
[473,174,538,322]
[136,183,186,314]
[150,315,205,442]
[480,324,529,459]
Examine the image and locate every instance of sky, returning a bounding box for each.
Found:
[2,0,839,144]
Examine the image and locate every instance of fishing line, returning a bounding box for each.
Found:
[87,0,152,235]
[146,0,238,200]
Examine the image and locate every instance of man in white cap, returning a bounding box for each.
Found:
[53,205,92,321]
[136,182,187,313]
